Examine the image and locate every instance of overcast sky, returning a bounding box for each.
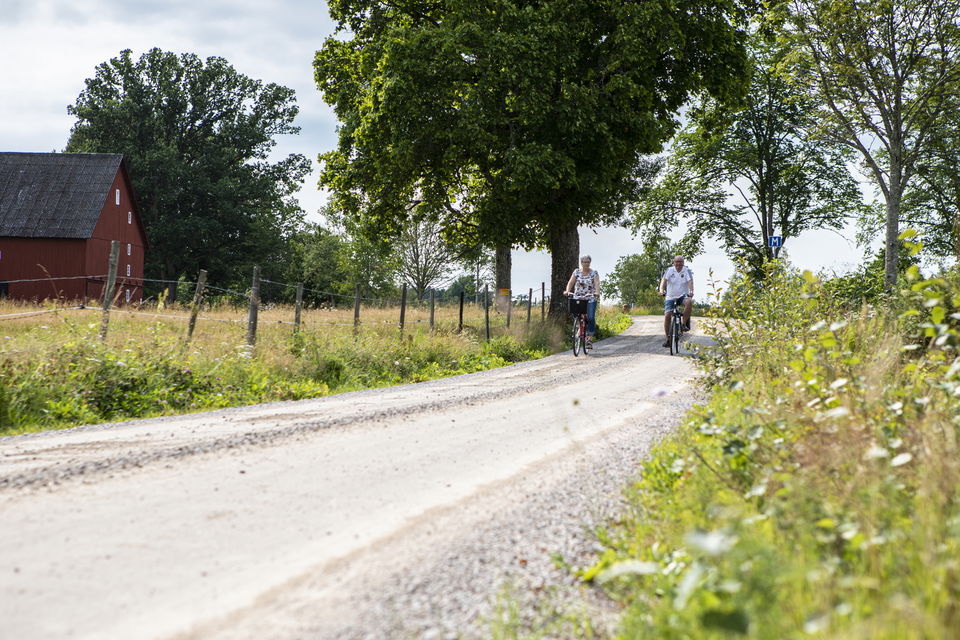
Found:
[1,0,871,299]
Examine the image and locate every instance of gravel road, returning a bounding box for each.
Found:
[0,316,706,639]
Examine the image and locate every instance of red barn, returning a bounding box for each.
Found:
[0,152,148,304]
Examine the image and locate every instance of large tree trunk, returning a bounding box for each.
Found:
[162,260,177,304]
[884,161,903,291]
[475,258,482,306]
[548,221,579,319]
[495,244,511,290]
[884,195,901,290]
[495,244,511,313]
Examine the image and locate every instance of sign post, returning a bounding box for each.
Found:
[496,287,511,314]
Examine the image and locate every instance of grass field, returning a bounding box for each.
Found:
[0,297,631,435]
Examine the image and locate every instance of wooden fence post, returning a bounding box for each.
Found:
[353,284,362,333]
[458,291,464,333]
[506,289,512,328]
[293,283,304,333]
[399,284,407,335]
[541,282,546,320]
[484,284,490,342]
[527,287,533,324]
[246,265,260,346]
[429,289,435,333]
[186,269,207,343]
[98,240,120,342]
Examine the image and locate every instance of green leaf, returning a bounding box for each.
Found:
[701,608,750,634]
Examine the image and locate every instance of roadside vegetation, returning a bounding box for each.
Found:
[570,246,960,638]
[0,301,630,435]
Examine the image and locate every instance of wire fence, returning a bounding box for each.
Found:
[1,248,554,347]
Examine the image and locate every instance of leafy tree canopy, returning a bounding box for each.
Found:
[315,0,753,314]
[899,103,960,261]
[329,208,402,300]
[395,217,456,301]
[607,234,679,307]
[280,223,351,304]
[66,48,311,294]
[633,37,862,277]
[774,0,960,287]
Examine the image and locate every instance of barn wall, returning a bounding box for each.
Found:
[0,237,87,300]
[86,168,147,304]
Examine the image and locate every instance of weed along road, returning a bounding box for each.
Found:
[0,317,706,639]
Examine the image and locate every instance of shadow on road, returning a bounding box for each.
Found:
[582,317,718,359]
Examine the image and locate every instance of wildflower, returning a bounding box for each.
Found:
[685,530,737,556]
[822,407,849,419]
[863,444,889,460]
[891,452,913,467]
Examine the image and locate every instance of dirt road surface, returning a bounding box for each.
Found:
[0,317,705,639]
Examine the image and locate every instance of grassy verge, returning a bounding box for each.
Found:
[0,302,631,436]
[575,261,960,638]
[597,308,633,338]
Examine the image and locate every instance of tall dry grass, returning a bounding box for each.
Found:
[0,298,629,435]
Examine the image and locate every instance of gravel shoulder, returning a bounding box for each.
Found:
[0,317,707,639]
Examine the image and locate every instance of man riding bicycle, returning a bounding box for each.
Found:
[658,255,693,348]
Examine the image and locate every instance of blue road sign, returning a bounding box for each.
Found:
[768,235,782,248]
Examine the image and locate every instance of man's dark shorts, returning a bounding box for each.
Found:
[664,295,689,313]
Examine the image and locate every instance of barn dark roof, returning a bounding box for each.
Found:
[0,152,124,238]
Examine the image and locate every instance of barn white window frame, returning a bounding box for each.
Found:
[125,289,131,303]
[116,189,120,205]
[127,243,131,256]
[127,211,132,224]
[126,264,131,277]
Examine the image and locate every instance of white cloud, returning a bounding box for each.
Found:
[0,1,335,189]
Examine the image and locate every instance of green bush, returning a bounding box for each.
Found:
[584,255,960,639]
[597,309,632,337]
[0,314,566,435]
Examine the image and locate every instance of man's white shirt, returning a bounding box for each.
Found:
[662,266,693,298]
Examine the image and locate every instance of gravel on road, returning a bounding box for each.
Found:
[0,316,706,639]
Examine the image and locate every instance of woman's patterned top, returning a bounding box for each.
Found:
[572,268,599,300]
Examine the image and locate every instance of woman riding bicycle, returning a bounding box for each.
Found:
[564,255,601,349]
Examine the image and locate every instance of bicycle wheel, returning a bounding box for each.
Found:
[581,315,590,356]
[572,316,582,356]
[671,315,681,355]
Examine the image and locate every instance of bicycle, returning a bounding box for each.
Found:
[568,297,590,356]
[667,294,689,355]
